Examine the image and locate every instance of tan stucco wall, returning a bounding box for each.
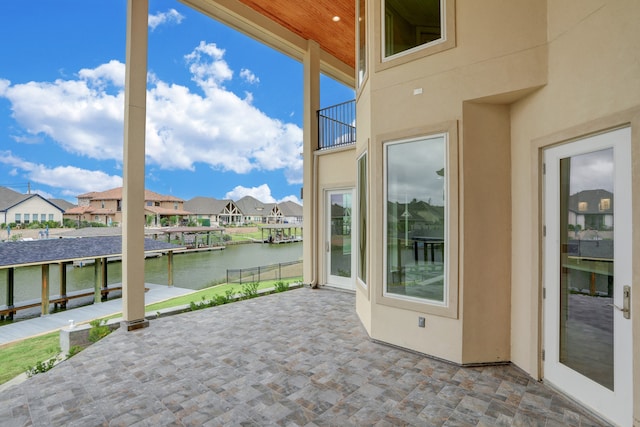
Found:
[460,102,511,364]
[507,3,640,423]
[315,147,356,287]
[359,0,546,364]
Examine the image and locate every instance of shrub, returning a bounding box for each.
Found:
[26,357,58,377]
[274,281,289,293]
[67,346,83,358]
[89,319,111,343]
[241,282,259,300]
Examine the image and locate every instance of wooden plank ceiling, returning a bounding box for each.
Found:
[238,0,355,68]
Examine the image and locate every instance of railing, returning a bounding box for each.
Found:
[317,100,356,150]
[226,260,303,285]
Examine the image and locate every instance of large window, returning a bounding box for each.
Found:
[357,152,368,287]
[383,0,443,59]
[385,134,447,304]
[358,0,367,86]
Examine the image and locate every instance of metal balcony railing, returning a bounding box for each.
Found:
[317,100,356,150]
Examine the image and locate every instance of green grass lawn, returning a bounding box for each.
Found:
[0,332,60,385]
[0,277,302,386]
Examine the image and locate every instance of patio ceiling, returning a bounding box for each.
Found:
[237,0,355,68]
[181,0,356,85]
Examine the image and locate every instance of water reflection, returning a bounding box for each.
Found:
[0,242,302,305]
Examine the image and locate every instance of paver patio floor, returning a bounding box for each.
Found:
[0,287,609,426]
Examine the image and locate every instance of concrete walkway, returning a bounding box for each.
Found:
[0,287,610,426]
[0,284,195,345]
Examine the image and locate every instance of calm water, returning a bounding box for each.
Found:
[0,242,302,305]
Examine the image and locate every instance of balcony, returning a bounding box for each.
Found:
[317,100,356,150]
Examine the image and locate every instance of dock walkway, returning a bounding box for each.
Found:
[0,283,195,346]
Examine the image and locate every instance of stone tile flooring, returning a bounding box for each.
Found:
[0,287,610,426]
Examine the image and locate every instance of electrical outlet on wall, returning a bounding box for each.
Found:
[418,317,425,328]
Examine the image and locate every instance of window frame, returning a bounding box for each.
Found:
[375,0,456,72]
[378,123,459,318]
[356,151,368,291]
[357,0,368,89]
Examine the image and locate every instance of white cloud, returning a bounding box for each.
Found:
[224,184,300,204]
[0,151,122,195]
[279,194,302,205]
[225,184,275,203]
[32,189,54,199]
[0,41,304,185]
[1,71,124,160]
[78,60,125,88]
[148,9,185,31]
[240,68,260,85]
[185,41,233,92]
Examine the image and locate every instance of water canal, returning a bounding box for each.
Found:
[0,242,302,306]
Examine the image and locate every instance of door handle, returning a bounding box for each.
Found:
[609,285,631,320]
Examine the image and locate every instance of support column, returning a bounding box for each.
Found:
[122,0,149,330]
[167,251,174,287]
[41,264,50,316]
[59,262,67,309]
[101,257,108,301]
[94,258,102,304]
[5,268,14,320]
[302,40,321,287]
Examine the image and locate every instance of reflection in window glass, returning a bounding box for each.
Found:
[560,148,614,390]
[385,135,446,303]
[357,153,367,285]
[384,0,442,58]
[358,0,367,86]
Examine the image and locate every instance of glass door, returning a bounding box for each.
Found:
[543,127,632,426]
[326,189,355,289]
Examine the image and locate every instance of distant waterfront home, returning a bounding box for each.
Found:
[568,189,613,231]
[184,197,242,226]
[64,187,192,226]
[278,201,303,224]
[185,196,303,225]
[0,186,66,226]
[235,195,270,224]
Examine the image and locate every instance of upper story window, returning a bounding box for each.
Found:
[383,0,443,60]
[358,0,367,87]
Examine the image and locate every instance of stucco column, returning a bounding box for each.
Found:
[122,0,149,330]
[302,40,320,286]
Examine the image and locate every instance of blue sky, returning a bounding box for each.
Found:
[0,0,354,204]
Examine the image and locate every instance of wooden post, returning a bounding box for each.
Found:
[5,268,15,320]
[41,264,50,316]
[94,258,102,304]
[59,262,68,309]
[167,251,174,287]
[101,257,108,301]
